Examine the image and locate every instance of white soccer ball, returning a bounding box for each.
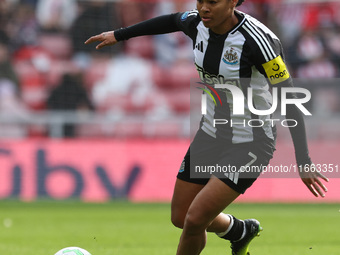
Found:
[54,247,92,255]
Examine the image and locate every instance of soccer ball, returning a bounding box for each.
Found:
[54,247,92,255]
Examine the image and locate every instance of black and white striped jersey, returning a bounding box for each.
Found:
[176,9,291,144]
[114,9,311,165]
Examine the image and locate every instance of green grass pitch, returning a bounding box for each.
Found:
[0,201,339,255]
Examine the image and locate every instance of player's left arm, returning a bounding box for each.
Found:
[257,40,329,197]
[281,84,329,197]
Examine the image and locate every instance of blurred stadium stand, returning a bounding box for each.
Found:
[0,0,339,138]
[1,0,340,203]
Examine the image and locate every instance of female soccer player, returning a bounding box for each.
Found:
[85,0,329,254]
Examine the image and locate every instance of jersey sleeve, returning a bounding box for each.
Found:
[174,10,201,41]
[249,27,292,87]
[114,10,200,42]
[246,21,312,166]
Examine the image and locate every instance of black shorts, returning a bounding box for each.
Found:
[177,129,275,194]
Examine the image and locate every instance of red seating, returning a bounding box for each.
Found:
[164,90,190,114]
[38,33,73,60]
[83,57,110,90]
[152,61,198,90]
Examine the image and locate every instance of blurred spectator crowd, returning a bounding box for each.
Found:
[0,0,339,138]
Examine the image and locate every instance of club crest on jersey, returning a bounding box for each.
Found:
[223,47,239,65]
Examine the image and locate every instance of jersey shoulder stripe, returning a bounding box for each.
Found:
[181,9,199,21]
[177,10,200,42]
[247,19,277,58]
[230,14,246,34]
[188,9,199,17]
[242,19,276,62]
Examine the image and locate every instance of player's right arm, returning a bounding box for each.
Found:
[85,11,199,49]
[85,31,118,49]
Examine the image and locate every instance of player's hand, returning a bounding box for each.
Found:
[299,164,329,197]
[84,31,117,49]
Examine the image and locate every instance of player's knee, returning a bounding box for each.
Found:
[171,212,185,229]
[183,212,206,234]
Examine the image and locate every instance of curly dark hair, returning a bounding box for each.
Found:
[236,0,245,7]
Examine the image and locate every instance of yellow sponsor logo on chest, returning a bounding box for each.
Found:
[262,55,290,85]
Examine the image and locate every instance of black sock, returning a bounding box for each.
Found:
[217,215,245,242]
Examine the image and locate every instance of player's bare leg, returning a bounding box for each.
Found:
[171,179,204,229]
[171,179,233,233]
[175,176,240,255]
